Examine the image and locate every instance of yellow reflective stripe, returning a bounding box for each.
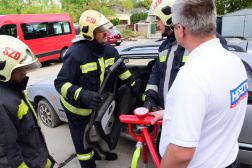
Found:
[61,97,92,116]
[17,99,29,120]
[144,88,155,92]
[77,149,94,161]
[74,88,82,101]
[142,94,146,101]
[182,55,188,63]
[80,62,97,73]
[131,81,135,86]
[61,82,72,98]
[118,70,132,81]
[18,161,29,168]
[159,55,166,62]
[98,57,105,87]
[105,58,115,68]
[23,91,40,126]
[43,158,52,168]
[143,88,156,101]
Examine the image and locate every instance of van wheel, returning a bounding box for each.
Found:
[59,49,67,62]
[37,99,61,128]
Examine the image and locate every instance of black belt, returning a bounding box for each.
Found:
[226,157,239,168]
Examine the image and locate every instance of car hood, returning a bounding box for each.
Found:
[29,75,56,86]
[226,38,252,54]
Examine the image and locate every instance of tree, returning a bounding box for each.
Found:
[61,0,132,23]
[0,0,60,15]
[215,0,252,15]
[134,0,152,9]
[130,12,148,24]
[115,0,134,12]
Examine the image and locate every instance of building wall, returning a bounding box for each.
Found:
[116,14,131,25]
[116,23,149,36]
[222,14,252,38]
[244,15,252,38]
[137,24,148,36]
[222,9,252,38]
[108,14,131,25]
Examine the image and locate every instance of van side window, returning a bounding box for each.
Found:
[21,22,49,40]
[21,21,72,40]
[242,61,252,104]
[0,24,17,38]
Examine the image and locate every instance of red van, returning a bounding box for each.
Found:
[0,14,76,62]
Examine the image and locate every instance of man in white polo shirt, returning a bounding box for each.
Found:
[149,0,248,167]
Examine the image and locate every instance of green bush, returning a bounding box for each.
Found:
[110,18,120,26]
[121,29,133,38]
[125,25,129,30]
[151,24,156,34]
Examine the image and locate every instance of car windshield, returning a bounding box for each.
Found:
[109,29,120,35]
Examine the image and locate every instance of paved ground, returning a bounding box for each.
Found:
[27,38,158,168]
[27,38,252,168]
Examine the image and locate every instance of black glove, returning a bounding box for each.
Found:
[130,84,141,98]
[81,91,103,110]
[143,97,157,112]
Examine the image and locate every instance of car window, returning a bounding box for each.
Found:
[0,24,17,38]
[242,61,252,103]
[74,25,80,35]
[109,29,120,35]
[21,21,72,40]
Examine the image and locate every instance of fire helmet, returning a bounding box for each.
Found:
[146,0,176,36]
[0,35,41,82]
[79,10,113,41]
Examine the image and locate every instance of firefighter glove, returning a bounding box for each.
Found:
[81,91,103,110]
[130,83,141,98]
[143,97,158,112]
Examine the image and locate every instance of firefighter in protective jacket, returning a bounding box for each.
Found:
[0,35,55,168]
[142,0,229,111]
[54,10,139,168]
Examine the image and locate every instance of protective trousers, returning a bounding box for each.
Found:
[62,102,96,168]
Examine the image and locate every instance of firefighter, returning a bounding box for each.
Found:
[54,10,139,168]
[142,0,228,111]
[0,35,55,168]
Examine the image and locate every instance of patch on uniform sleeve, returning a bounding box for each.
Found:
[230,79,248,108]
[159,55,167,62]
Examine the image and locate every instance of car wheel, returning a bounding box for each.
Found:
[115,43,121,46]
[37,99,61,128]
[59,48,67,62]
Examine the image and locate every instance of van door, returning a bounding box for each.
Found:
[20,22,58,61]
[51,21,72,56]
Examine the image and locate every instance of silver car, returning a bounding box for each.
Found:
[27,40,252,166]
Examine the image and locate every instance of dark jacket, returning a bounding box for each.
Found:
[0,77,55,168]
[143,32,228,109]
[54,40,134,116]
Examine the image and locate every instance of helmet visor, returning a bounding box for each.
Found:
[94,22,113,32]
[15,60,41,73]
[146,15,157,22]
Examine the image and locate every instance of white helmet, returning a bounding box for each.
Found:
[0,35,41,82]
[147,0,176,36]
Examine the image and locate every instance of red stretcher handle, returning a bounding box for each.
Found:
[119,115,163,125]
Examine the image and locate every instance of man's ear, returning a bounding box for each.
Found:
[177,24,185,39]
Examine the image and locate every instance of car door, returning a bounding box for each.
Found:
[238,60,252,145]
